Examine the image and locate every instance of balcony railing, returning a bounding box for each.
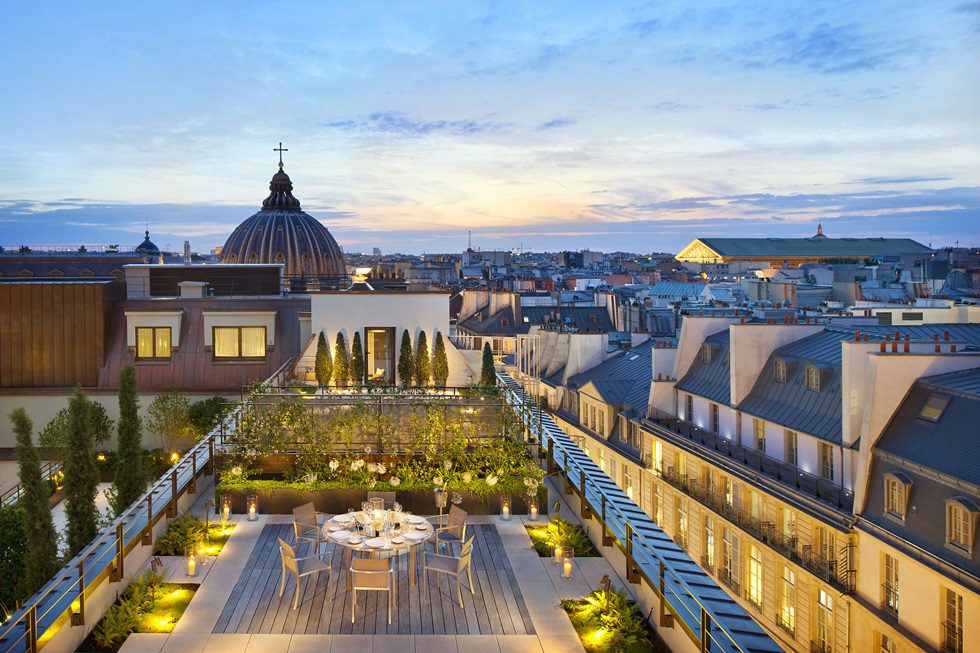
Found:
[719,568,740,596]
[744,589,763,613]
[776,614,796,638]
[663,466,688,491]
[643,409,854,512]
[801,545,833,582]
[942,620,964,653]
[881,582,899,617]
[810,641,832,653]
[763,523,798,559]
[701,553,714,574]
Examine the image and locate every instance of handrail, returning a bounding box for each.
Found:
[498,373,781,653]
[1,461,63,508]
[0,410,239,653]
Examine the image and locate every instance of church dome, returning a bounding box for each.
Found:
[135,230,161,256]
[219,164,347,281]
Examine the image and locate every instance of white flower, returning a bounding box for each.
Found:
[304,473,317,484]
[369,479,377,488]
[329,459,340,471]
[433,476,444,486]
[443,460,453,471]
[351,459,365,471]
[230,466,242,477]
[367,463,378,474]
[496,468,504,476]
[462,472,472,484]
[389,476,401,487]
[376,463,387,475]
[486,475,498,487]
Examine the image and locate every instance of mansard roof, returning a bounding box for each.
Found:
[675,330,731,405]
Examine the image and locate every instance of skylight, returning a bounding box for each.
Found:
[918,393,951,423]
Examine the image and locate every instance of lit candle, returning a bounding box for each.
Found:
[530,506,538,519]
[222,505,230,523]
[554,545,562,563]
[563,558,572,579]
[502,506,510,518]
[187,557,197,576]
[248,505,256,520]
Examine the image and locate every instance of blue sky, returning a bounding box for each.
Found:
[1,1,977,255]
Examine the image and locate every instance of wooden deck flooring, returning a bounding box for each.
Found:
[212,523,536,636]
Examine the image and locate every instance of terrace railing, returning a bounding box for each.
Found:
[0,410,238,653]
[500,373,782,653]
[1,461,63,509]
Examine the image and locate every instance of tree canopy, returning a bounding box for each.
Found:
[398,329,414,387]
[315,332,332,387]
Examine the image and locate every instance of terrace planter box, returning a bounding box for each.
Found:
[218,486,547,517]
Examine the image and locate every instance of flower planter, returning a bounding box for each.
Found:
[217,486,548,516]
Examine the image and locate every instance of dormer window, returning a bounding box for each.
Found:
[946,497,979,555]
[919,393,951,423]
[701,344,714,364]
[805,365,821,392]
[774,359,787,383]
[884,472,912,520]
[501,318,509,327]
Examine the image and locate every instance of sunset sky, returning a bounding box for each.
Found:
[1,1,977,255]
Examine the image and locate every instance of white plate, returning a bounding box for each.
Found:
[415,524,429,531]
[330,530,352,541]
[405,530,427,541]
[391,537,405,544]
[365,537,387,548]
[405,515,426,524]
[328,525,346,532]
[332,514,354,524]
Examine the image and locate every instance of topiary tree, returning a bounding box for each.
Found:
[39,401,113,462]
[314,332,332,387]
[11,408,59,594]
[0,504,28,614]
[63,386,99,558]
[113,365,144,517]
[480,342,496,386]
[398,329,415,387]
[432,331,449,389]
[414,330,430,387]
[349,331,364,387]
[145,389,192,452]
[333,332,349,388]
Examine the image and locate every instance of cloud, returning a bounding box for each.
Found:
[854,176,953,185]
[324,111,507,137]
[536,118,575,131]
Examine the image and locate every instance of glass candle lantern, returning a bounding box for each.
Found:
[220,494,231,527]
[553,543,563,566]
[500,495,512,521]
[247,494,258,521]
[434,488,448,509]
[196,539,209,566]
[562,547,574,580]
[185,545,198,577]
[528,498,539,521]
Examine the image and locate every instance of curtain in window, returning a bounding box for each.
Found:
[137,328,156,358]
[241,327,266,357]
[214,327,240,357]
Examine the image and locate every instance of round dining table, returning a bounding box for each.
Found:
[323,511,434,588]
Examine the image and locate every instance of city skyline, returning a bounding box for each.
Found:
[1,1,978,255]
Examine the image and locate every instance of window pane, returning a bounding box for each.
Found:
[214,327,240,357]
[155,328,171,358]
[241,327,266,357]
[137,328,155,358]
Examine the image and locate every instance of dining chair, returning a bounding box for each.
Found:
[423,535,475,607]
[350,557,394,623]
[292,501,329,554]
[367,491,397,509]
[432,505,467,554]
[278,537,332,609]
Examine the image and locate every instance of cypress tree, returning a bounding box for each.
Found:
[314,332,332,387]
[114,365,144,516]
[432,331,449,389]
[63,386,99,558]
[349,331,364,387]
[333,332,349,388]
[11,408,59,594]
[414,330,431,387]
[480,342,496,386]
[398,329,414,387]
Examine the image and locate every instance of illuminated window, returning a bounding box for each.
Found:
[753,418,766,453]
[919,393,951,423]
[882,553,899,616]
[675,497,689,550]
[946,498,979,554]
[774,359,787,383]
[944,588,964,653]
[686,394,694,421]
[816,590,834,652]
[136,327,171,359]
[778,566,796,634]
[722,527,739,588]
[703,515,716,572]
[876,632,895,653]
[214,326,266,358]
[652,482,662,524]
[623,467,633,500]
[711,403,720,433]
[884,472,912,519]
[598,409,605,435]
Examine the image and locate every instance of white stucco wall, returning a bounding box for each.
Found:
[728,322,824,406]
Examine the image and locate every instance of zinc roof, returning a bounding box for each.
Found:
[693,237,931,259]
[675,330,731,405]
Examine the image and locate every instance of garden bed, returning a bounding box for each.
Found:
[526,520,600,557]
[219,486,547,516]
[76,574,197,653]
[561,587,668,653]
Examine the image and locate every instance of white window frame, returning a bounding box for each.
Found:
[884,472,912,520]
[946,497,979,554]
